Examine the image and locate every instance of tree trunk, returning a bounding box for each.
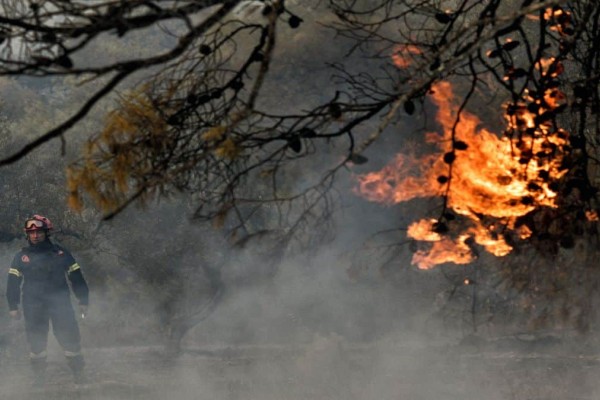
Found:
[163,286,225,355]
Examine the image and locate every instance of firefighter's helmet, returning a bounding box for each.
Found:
[24,215,53,232]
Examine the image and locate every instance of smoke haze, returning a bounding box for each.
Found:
[0,1,599,399]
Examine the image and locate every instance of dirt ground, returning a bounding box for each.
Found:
[1,335,599,400]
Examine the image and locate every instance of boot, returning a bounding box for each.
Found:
[66,354,86,384]
[30,355,47,387]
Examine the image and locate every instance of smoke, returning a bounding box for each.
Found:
[1,158,600,398]
[2,2,600,400]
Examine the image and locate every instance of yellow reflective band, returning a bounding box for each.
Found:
[68,263,81,273]
[8,268,22,277]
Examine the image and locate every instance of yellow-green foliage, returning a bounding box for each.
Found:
[214,137,240,159]
[202,125,241,159]
[67,83,245,214]
[68,87,170,213]
[201,125,227,142]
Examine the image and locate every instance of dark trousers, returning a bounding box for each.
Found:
[22,294,81,355]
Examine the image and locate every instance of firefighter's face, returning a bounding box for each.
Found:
[27,229,47,244]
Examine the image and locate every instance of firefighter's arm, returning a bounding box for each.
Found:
[7,266,22,317]
[67,263,89,306]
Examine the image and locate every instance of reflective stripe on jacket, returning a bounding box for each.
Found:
[6,240,88,311]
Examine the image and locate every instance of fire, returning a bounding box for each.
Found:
[586,210,599,222]
[355,6,575,269]
[391,44,422,69]
[356,80,568,269]
[544,6,573,36]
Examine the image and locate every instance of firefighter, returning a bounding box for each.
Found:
[6,215,89,385]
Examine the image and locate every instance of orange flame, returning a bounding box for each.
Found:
[544,7,573,36]
[356,80,568,269]
[356,7,572,269]
[391,44,422,69]
[586,210,599,222]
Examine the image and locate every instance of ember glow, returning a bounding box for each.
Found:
[391,44,423,69]
[355,6,576,269]
[356,79,569,269]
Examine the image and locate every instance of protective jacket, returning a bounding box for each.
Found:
[6,239,88,355]
[7,240,88,310]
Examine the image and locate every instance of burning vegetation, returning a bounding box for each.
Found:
[357,79,567,269]
[356,5,595,270]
